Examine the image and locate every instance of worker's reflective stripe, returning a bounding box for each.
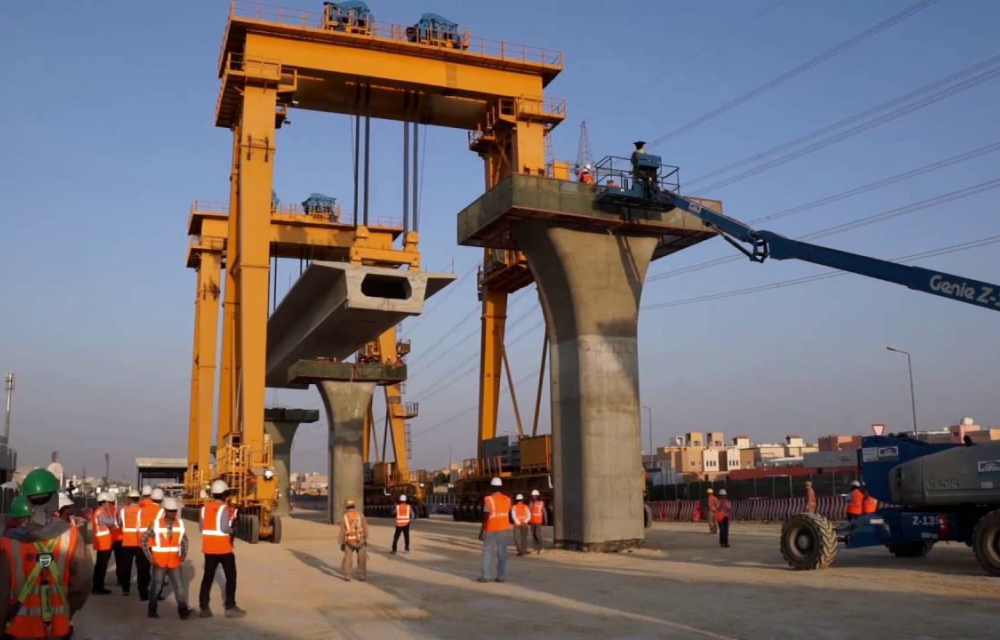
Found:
[396,504,411,526]
[94,529,110,537]
[201,503,229,535]
[343,512,364,542]
[151,518,185,554]
[14,606,68,617]
[511,505,531,525]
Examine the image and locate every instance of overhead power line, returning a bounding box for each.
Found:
[641,235,1000,312]
[647,173,1000,283]
[648,0,940,147]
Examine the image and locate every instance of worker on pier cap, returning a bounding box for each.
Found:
[478,477,511,583]
[90,493,116,595]
[391,494,413,555]
[141,497,190,620]
[117,489,142,596]
[805,481,818,514]
[716,489,732,548]
[706,488,719,535]
[0,468,92,638]
[847,481,864,521]
[135,488,165,601]
[339,499,369,582]
[199,479,245,618]
[528,489,547,554]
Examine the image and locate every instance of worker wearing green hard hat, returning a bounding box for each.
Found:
[6,495,32,529]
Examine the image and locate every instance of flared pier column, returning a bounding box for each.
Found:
[264,408,319,517]
[514,222,657,551]
[316,380,377,524]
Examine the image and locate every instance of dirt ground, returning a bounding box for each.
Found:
[74,513,999,639]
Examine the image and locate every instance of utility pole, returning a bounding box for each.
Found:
[104,453,110,486]
[3,372,14,444]
[886,346,918,435]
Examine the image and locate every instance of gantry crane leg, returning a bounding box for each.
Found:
[476,286,507,456]
[186,250,222,496]
[217,129,241,453]
[378,327,412,479]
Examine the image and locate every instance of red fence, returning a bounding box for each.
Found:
[647,497,852,523]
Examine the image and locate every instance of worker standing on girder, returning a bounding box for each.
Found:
[141,497,191,619]
[0,469,93,638]
[528,489,547,554]
[716,489,732,548]
[391,494,413,555]
[706,488,719,535]
[199,479,246,618]
[847,481,864,521]
[805,481,818,514]
[577,164,595,185]
[90,493,116,595]
[510,494,532,557]
[136,487,165,601]
[117,489,143,596]
[478,477,511,583]
[339,499,369,582]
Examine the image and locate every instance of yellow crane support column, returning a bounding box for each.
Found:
[377,327,412,479]
[476,287,507,453]
[217,131,241,453]
[186,247,222,492]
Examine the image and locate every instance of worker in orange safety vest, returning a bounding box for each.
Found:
[339,499,369,582]
[862,487,879,515]
[510,494,532,557]
[706,488,719,535]
[90,493,116,595]
[478,477,511,583]
[135,487,164,602]
[199,479,245,618]
[140,497,190,620]
[528,489,547,554]
[391,494,414,555]
[717,489,732,548]
[805,481,818,513]
[847,480,864,520]
[116,489,142,596]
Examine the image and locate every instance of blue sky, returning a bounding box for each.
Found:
[1,0,997,479]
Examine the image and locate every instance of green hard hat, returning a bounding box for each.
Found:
[9,495,32,519]
[21,469,60,498]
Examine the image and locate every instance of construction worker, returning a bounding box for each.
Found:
[528,489,547,554]
[577,164,595,185]
[339,499,369,582]
[862,486,879,515]
[478,477,511,583]
[805,481,818,514]
[135,487,165,601]
[117,489,142,596]
[706,488,719,535]
[510,494,531,557]
[106,494,126,593]
[5,495,32,530]
[141,497,190,619]
[717,489,732,548]
[139,485,153,506]
[90,493,116,595]
[0,468,93,638]
[199,479,245,618]
[391,494,413,555]
[847,480,864,521]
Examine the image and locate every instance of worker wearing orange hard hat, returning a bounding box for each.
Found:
[510,495,532,557]
[528,489,547,554]
[847,481,864,521]
[478,477,511,583]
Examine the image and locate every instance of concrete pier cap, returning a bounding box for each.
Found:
[458,175,719,551]
[264,407,320,517]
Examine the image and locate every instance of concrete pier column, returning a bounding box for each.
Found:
[316,381,377,524]
[512,222,657,551]
[264,408,319,517]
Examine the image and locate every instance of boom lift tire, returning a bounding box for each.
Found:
[270,515,283,544]
[972,510,1000,576]
[886,541,934,558]
[780,513,838,571]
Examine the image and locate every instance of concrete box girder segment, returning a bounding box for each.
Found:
[456,175,719,551]
[265,262,454,388]
[263,408,319,518]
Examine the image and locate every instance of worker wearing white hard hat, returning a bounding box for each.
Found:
[847,481,865,521]
[118,488,145,596]
[199,478,245,618]
[391,493,415,555]
[150,488,165,503]
[140,485,153,500]
[135,488,165,601]
[716,489,731,548]
[479,478,512,582]
[91,492,119,595]
[511,494,532,556]
[141,496,191,619]
[528,489,547,554]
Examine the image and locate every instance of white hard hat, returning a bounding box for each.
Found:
[97,492,110,503]
[706,488,714,494]
[57,493,74,510]
[162,497,180,511]
[584,163,592,171]
[399,495,408,502]
[490,477,502,487]
[128,489,141,499]
[718,489,727,496]
[263,469,274,480]
[150,488,165,501]
[210,479,229,495]
[140,485,153,497]
[530,489,540,497]
[515,493,524,501]
[851,480,861,488]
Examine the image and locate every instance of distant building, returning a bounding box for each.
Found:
[732,435,751,449]
[819,435,864,452]
[684,432,704,447]
[720,447,741,471]
[706,432,726,448]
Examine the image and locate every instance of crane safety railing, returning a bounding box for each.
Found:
[190,200,402,229]
[226,1,564,68]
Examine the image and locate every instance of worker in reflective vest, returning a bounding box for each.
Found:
[847,481,864,520]
[528,489,547,554]
[135,488,164,602]
[141,498,190,620]
[116,489,142,596]
[391,495,414,555]
[706,489,719,535]
[717,489,732,548]
[862,488,879,515]
[478,477,511,583]
[198,480,245,618]
[106,497,126,594]
[510,494,532,557]
[0,468,93,639]
[339,500,369,582]
[805,481,818,514]
[90,493,116,595]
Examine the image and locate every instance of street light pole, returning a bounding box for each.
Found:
[886,346,918,435]
[641,406,653,466]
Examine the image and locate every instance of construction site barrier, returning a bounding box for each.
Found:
[649,497,852,523]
